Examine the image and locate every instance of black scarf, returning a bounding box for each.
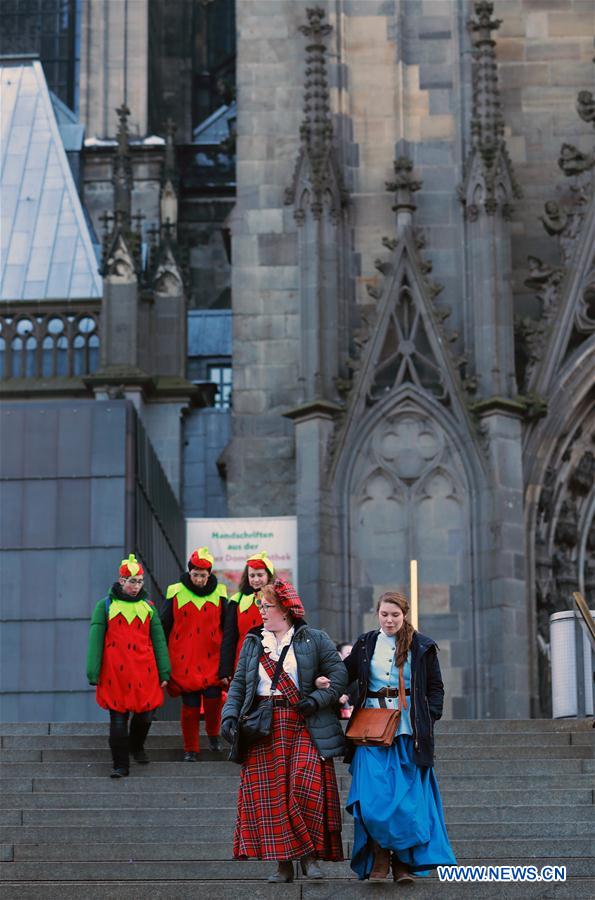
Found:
[111,582,148,603]
[181,571,218,597]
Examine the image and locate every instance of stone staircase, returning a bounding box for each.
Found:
[0,719,593,898]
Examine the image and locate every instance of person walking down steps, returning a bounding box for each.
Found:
[86,554,171,778]
[343,591,456,882]
[221,579,346,883]
[219,550,275,682]
[161,547,228,759]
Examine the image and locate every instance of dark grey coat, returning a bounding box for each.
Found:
[222,621,347,760]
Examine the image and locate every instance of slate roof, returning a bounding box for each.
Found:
[0,58,102,302]
[192,102,236,146]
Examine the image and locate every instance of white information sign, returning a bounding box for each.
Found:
[186,517,298,592]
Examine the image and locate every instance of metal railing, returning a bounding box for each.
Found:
[126,407,185,603]
[572,591,595,718]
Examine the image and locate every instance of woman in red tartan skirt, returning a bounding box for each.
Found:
[221,579,347,883]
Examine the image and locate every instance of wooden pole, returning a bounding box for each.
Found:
[410,559,419,630]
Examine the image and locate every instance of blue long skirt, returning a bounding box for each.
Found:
[346,734,456,879]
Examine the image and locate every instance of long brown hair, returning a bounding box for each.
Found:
[237,564,273,595]
[376,591,415,667]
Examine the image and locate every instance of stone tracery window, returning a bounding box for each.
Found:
[368,277,448,405]
[348,403,473,717]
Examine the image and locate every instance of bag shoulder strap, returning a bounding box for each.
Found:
[260,642,292,694]
[397,664,408,711]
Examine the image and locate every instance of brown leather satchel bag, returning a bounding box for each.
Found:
[346,664,408,748]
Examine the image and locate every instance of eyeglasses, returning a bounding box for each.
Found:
[255,600,276,611]
[126,578,144,586]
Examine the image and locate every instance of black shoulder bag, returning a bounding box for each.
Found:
[229,642,291,763]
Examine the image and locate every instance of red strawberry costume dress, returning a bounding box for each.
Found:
[161,548,228,755]
[219,591,263,677]
[86,554,171,776]
[219,551,275,680]
[92,592,167,712]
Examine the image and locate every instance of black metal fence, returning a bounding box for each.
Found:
[129,406,185,603]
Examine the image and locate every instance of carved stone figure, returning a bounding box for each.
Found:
[576,90,595,127]
[540,200,568,237]
[558,142,594,177]
[569,451,595,495]
[554,498,579,548]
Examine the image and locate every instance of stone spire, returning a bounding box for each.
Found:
[469,1,505,171]
[386,156,422,238]
[100,103,141,280]
[285,5,346,222]
[112,103,133,226]
[160,117,179,238]
[460,1,520,218]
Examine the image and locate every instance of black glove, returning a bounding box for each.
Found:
[295,697,318,718]
[221,718,237,745]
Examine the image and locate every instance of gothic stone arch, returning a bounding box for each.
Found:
[340,390,481,719]
[524,340,595,715]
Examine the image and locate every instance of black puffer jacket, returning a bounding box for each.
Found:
[343,630,444,767]
[222,621,347,759]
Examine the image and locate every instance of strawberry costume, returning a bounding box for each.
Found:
[86,554,170,777]
[161,547,228,758]
[219,550,275,680]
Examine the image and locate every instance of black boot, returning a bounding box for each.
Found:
[129,714,152,764]
[109,733,129,777]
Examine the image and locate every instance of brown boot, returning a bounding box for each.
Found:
[369,846,391,881]
[392,858,415,883]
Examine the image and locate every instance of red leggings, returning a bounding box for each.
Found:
[180,693,222,751]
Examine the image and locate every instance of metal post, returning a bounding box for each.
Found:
[410,559,419,630]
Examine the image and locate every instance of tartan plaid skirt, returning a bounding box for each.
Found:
[233,705,344,861]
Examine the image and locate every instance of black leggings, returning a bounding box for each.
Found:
[109,709,154,738]
[108,709,154,769]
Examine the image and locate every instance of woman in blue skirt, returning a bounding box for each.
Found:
[342,591,456,882]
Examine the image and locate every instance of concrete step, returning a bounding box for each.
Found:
[2,878,593,899]
[1,858,594,882]
[8,803,593,827]
[2,788,591,810]
[1,718,592,735]
[1,758,591,777]
[3,839,594,863]
[0,821,591,843]
[3,731,592,749]
[1,744,591,763]
[4,773,591,794]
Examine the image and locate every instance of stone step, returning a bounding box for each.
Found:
[0,820,590,843]
[1,788,591,810]
[3,839,593,863]
[1,858,594,882]
[2,878,594,899]
[7,803,593,827]
[2,743,592,763]
[1,758,590,777]
[3,732,592,749]
[1,718,592,735]
[4,773,591,794]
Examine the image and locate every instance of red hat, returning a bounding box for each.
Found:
[246,550,275,575]
[188,546,214,570]
[271,578,304,618]
[119,554,144,578]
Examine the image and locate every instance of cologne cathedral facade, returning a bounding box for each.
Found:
[0,0,593,720]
